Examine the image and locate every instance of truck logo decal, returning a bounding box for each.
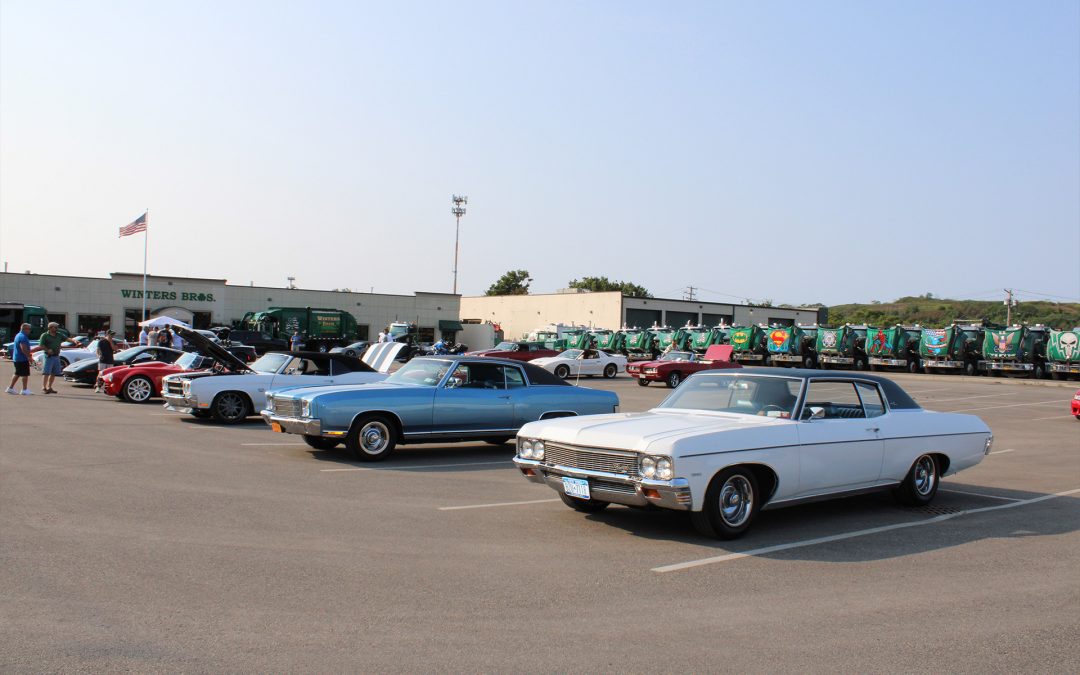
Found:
[732,332,749,345]
[770,330,788,348]
[992,331,1017,354]
[821,331,837,348]
[1056,332,1078,360]
[923,330,948,355]
[871,329,888,354]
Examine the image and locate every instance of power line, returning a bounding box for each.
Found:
[1013,288,1080,302]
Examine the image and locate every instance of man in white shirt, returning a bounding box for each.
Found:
[377,329,388,343]
[139,327,149,346]
[171,327,184,350]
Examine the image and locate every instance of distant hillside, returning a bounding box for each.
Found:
[826,296,1080,329]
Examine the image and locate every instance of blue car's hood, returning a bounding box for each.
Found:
[269,380,428,400]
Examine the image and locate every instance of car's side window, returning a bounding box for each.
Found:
[803,381,865,420]
[463,362,506,390]
[855,382,885,418]
[282,357,304,375]
[502,366,526,389]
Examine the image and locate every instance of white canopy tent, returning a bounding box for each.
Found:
[139,316,191,329]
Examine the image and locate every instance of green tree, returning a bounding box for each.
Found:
[567,276,652,298]
[485,269,532,296]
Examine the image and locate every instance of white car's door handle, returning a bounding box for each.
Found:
[866,427,880,433]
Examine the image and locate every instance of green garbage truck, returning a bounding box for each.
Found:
[729,325,768,365]
[980,325,1049,378]
[866,325,922,373]
[766,324,818,369]
[241,307,359,350]
[816,325,869,370]
[0,303,54,343]
[1046,329,1080,380]
[919,324,986,376]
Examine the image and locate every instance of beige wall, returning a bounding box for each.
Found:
[461,292,623,340]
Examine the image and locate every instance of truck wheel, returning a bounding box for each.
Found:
[854,357,867,371]
[346,414,397,461]
[1034,364,1046,380]
[869,364,879,372]
[637,378,649,387]
[923,366,934,374]
[802,356,816,369]
[666,371,682,388]
[964,362,977,376]
[1051,371,1063,381]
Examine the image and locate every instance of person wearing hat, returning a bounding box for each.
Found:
[38,322,79,394]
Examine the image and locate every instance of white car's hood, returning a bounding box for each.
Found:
[520,409,794,455]
[529,356,564,367]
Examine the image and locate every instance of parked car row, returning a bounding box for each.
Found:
[38,325,1005,541]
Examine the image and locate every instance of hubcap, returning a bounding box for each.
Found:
[913,456,936,496]
[359,421,389,455]
[218,394,244,418]
[127,378,151,401]
[719,475,753,527]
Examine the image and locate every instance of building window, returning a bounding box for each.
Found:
[124,309,143,342]
[418,326,435,343]
[768,317,795,327]
[78,314,112,337]
[625,308,662,329]
[356,325,370,341]
[192,311,212,329]
[45,313,68,330]
[665,311,699,328]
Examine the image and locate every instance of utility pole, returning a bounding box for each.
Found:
[451,195,468,295]
[683,285,697,301]
[1004,289,1016,325]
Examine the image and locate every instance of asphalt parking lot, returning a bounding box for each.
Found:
[2,371,1078,672]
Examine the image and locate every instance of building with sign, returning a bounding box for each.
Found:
[460,291,826,341]
[0,271,461,343]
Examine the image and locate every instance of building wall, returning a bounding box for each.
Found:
[462,292,823,341]
[0,272,460,341]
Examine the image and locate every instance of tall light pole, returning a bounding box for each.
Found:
[451,195,468,294]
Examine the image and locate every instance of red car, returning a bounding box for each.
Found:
[99,351,227,402]
[1072,389,1080,420]
[468,341,561,362]
[627,345,740,388]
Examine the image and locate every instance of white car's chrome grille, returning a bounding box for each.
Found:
[165,380,184,395]
[543,443,639,476]
[273,398,302,418]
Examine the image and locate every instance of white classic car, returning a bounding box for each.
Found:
[160,327,390,423]
[514,369,992,539]
[31,337,123,368]
[530,348,627,379]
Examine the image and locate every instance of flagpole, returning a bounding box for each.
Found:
[142,209,149,323]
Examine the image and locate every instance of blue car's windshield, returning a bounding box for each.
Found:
[660,374,802,419]
[385,358,454,387]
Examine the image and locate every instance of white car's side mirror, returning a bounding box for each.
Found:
[802,406,825,421]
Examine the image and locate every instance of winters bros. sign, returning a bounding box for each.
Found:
[120,289,216,302]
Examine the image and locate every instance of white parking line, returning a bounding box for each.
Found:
[439,498,561,511]
[1029,414,1075,421]
[946,400,1066,413]
[916,392,1016,403]
[321,460,511,473]
[241,442,307,446]
[988,448,1015,455]
[651,487,1080,573]
[940,488,1021,501]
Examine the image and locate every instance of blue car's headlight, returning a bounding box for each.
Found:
[301,399,311,418]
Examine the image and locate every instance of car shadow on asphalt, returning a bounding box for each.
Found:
[308,442,518,472]
[580,482,1080,562]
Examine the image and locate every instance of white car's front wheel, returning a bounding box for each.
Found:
[692,467,759,540]
[211,391,250,424]
[554,364,570,379]
[603,363,617,378]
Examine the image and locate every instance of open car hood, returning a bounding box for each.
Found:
[175,326,252,373]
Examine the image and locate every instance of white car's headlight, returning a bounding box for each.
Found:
[265,395,275,412]
[641,456,656,478]
[984,435,994,455]
[182,380,191,394]
[656,457,673,480]
[301,399,311,418]
[532,441,545,461]
[518,439,534,459]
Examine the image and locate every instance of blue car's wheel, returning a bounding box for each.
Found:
[347,414,397,461]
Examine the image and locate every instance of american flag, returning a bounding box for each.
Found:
[118,212,148,238]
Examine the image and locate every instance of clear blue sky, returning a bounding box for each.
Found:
[2,1,1077,306]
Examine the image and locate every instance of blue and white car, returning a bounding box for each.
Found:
[262,356,620,460]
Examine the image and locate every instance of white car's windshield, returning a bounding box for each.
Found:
[386,358,453,387]
[660,374,802,419]
[250,353,290,374]
[561,349,582,359]
[661,351,693,362]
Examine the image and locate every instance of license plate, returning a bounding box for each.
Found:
[562,477,590,500]
[270,422,283,433]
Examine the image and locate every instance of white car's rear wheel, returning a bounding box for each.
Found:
[603,363,617,378]
[894,454,939,506]
[554,364,570,379]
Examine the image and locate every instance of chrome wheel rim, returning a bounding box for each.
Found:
[218,393,245,419]
[556,366,569,379]
[359,421,390,455]
[913,455,937,496]
[127,378,152,402]
[669,373,680,387]
[719,475,753,527]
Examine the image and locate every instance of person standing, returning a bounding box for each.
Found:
[138,326,149,346]
[170,326,183,351]
[6,323,34,395]
[38,322,78,394]
[147,326,159,346]
[377,327,389,343]
[290,331,302,352]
